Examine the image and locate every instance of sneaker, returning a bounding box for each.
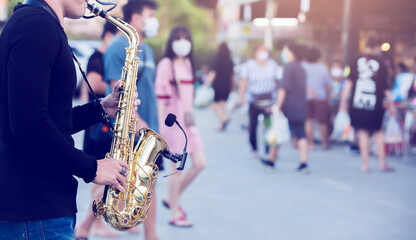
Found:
[296,163,310,174]
[261,158,275,168]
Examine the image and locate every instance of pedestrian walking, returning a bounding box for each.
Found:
[303,46,332,150]
[339,34,396,172]
[155,26,206,228]
[239,43,279,162]
[275,42,309,173]
[205,42,234,131]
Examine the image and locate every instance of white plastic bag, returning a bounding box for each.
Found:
[384,116,403,143]
[225,91,240,112]
[265,108,290,145]
[194,86,214,108]
[331,111,352,141]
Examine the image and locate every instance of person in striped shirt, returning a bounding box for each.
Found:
[239,44,279,166]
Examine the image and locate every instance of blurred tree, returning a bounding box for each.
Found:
[147,0,217,70]
[4,0,217,70]
[7,0,19,17]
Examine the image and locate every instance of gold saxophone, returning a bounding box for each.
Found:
[87,3,169,231]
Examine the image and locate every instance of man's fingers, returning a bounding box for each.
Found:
[116,173,127,189]
[113,180,125,193]
[119,160,128,169]
[113,80,122,93]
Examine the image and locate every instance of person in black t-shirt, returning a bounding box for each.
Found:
[204,42,234,131]
[340,34,396,172]
[275,42,310,173]
[0,0,137,238]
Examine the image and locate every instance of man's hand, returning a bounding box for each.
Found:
[388,104,397,117]
[101,80,141,118]
[93,158,128,192]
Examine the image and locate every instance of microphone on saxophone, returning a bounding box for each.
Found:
[163,113,188,172]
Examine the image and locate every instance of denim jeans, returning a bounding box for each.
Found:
[0,216,75,240]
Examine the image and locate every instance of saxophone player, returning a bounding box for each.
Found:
[0,0,137,238]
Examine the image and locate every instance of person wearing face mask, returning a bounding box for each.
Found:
[103,0,162,239]
[239,44,279,166]
[155,26,206,228]
[275,42,310,173]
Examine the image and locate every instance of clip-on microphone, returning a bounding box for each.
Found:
[162,114,188,175]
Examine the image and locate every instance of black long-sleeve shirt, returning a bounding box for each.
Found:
[0,4,102,221]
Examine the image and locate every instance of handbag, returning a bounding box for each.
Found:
[252,92,274,109]
[171,60,196,127]
[184,111,195,127]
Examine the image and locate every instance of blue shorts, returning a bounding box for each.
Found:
[0,216,75,240]
[288,121,306,139]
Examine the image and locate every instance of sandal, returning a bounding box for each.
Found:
[218,119,230,132]
[380,165,394,172]
[162,199,187,216]
[169,216,193,228]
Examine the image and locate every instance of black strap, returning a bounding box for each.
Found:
[23,0,59,23]
[72,52,114,131]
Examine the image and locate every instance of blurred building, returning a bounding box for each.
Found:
[215,0,416,67]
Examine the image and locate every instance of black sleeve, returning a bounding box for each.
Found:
[7,15,97,183]
[72,101,104,134]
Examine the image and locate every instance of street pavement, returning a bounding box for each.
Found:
[73,105,416,240]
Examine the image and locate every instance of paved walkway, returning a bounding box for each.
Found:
[74,105,416,240]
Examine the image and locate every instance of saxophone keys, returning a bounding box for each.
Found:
[134,186,152,202]
[138,165,155,182]
[92,199,105,217]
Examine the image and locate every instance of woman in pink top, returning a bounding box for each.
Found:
[155,26,206,227]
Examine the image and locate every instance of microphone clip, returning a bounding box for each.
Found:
[162,151,188,171]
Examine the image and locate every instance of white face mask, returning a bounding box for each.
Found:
[331,67,344,78]
[143,17,159,38]
[256,50,269,62]
[172,39,192,57]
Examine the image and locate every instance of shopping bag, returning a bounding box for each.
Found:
[194,85,214,108]
[265,108,290,145]
[331,110,351,141]
[225,91,240,112]
[384,116,403,143]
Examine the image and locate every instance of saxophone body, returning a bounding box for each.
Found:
[87,3,169,231]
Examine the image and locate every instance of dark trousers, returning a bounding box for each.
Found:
[249,103,271,153]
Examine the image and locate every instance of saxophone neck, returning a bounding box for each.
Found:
[87,3,139,48]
